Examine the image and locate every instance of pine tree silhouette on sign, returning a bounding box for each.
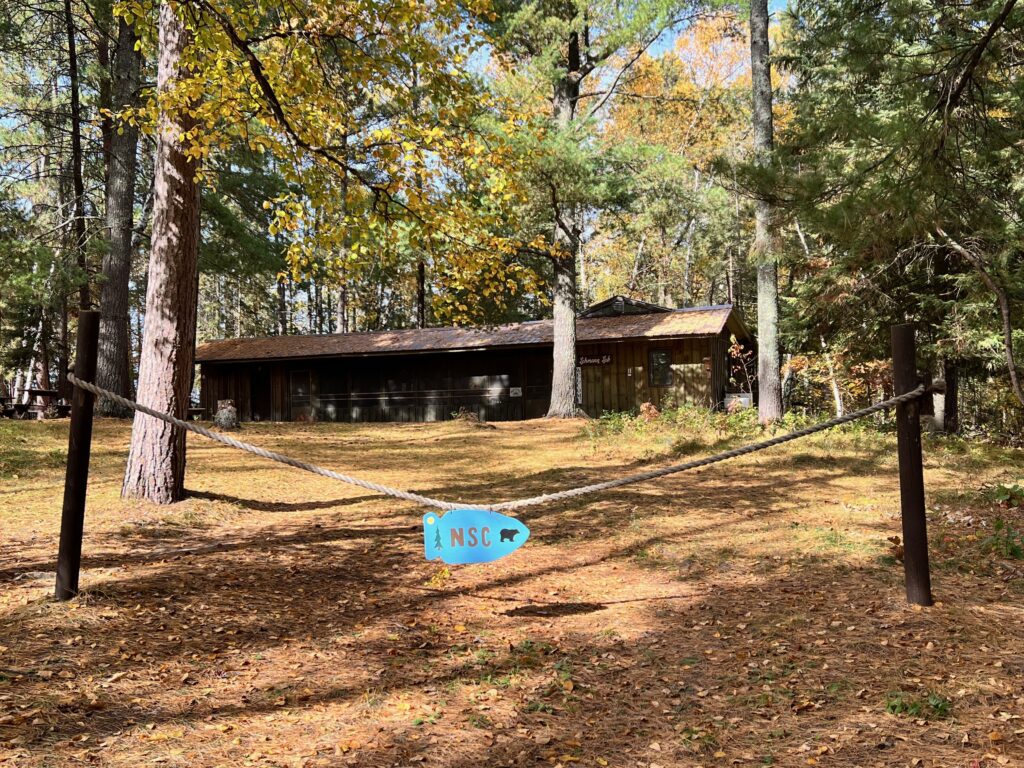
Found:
[434,528,443,551]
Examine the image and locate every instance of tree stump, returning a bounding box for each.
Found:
[214,399,239,430]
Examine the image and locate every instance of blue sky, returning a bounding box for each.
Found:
[650,0,791,57]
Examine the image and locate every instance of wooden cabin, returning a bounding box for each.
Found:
[195,298,752,423]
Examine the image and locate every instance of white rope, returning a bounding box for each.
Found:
[69,374,463,510]
[490,387,926,511]
[69,374,926,512]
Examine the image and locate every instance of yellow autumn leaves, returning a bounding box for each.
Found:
[113,0,546,324]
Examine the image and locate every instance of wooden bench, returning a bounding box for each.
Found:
[27,388,59,401]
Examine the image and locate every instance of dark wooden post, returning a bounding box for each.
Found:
[55,310,100,601]
[891,324,933,606]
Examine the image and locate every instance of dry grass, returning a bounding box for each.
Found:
[1,414,1022,768]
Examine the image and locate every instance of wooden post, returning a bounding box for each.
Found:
[891,324,933,606]
[55,310,100,601]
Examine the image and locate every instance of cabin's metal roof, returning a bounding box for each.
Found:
[196,304,748,364]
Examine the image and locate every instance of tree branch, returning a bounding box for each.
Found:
[930,0,1018,121]
[185,0,393,208]
[936,226,1024,407]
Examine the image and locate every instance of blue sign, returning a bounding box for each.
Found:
[423,509,530,565]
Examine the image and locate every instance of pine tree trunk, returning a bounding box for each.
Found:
[38,311,51,390]
[417,260,426,328]
[750,0,783,424]
[547,250,578,417]
[122,2,200,504]
[21,355,36,404]
[56,295,70,398]
[681,240,692,308]
[290,279,300,332]
[943,360,959,434]
[12,367,25,404]
[313,278,322,333]
[546,37,581,419]
[821,336,844,418]
[337,147,350,334]
[97,17,141,417]
[277,277,288,334]
[22,313,45,403]
[64,0,90,310]
[337,283,348,333]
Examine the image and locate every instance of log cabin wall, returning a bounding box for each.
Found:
[576,334,725,415]
[202,348,553,423]
[199,331,734,422]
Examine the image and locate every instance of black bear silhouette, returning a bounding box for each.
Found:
[499,529,519,542]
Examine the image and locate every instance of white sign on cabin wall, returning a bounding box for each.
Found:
[509,387,523,398]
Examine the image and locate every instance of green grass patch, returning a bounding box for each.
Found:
[0,422,67,479]
[884,691,952,719]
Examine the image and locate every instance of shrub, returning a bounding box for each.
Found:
[980,519,1024,560]
[992,481,1024,508]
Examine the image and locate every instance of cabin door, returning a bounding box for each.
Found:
[250,366,272,422]
[289,369,313,422]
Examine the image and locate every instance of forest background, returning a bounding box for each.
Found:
[1,0,1021,443]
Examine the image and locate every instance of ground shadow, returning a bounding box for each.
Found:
[501,602,606,617]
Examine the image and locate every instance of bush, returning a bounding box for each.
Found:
[980,519,1024,560]
[992,481,1024,508]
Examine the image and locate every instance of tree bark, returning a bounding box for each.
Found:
[943,359,959,434]
[12,366,26,404]
[937,227,1024,407]
[821,336,844,418]
[122,2,200,504]
[548,250,578,417]
[337,281,348,333]
[97,17,141,416]
[750,0,783,424]
[546,33,582,419]
[38,311,52,391]
[417,260,426,328]
[337,142,350,334]
[64,0,90,310]
[57,296,70,399]
[22,313,45,403]
[276,277,289,334]
[96,0,112,183]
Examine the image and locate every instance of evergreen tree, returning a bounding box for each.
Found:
[484,0,713,417]
[778,0,1024,414]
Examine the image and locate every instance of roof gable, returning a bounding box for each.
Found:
[578,295,673,318]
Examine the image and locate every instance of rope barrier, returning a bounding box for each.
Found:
[69,374,926,512]
[490,386,926,511]
[69,374,464,511]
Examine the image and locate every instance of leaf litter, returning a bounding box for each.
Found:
[0,418,1022,766]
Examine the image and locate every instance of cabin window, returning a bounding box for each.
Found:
[289,370,311,404]
[649,350,673,387]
